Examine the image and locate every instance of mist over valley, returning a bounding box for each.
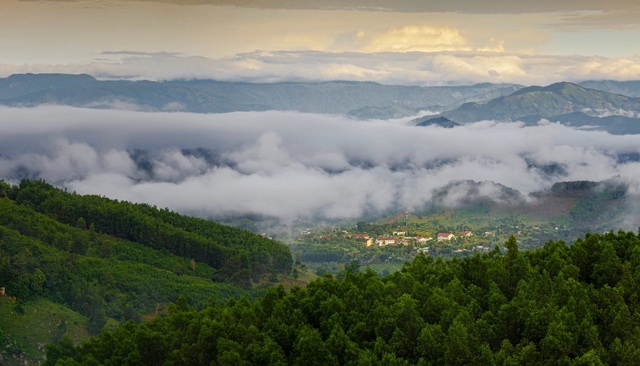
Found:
[5,1,640,364]
[1,97,640,233]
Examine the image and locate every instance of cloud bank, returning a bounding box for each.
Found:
[34,0,636,16]
[2,51,640,86]
[1,106,640,223]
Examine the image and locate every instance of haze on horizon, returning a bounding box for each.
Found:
[1,0,639,85]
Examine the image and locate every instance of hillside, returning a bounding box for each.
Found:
[44,231,640,365]
[0,179,292,364]
[413,82,640,134]
[579,80,640,98]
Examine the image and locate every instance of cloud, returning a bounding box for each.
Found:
[358,26,471,53]
[352,25,505,53]
[57,1,638,29]
[555,9,640,30]
[3,51,640,86]
[37,0,634,15]
[1,106,640,225]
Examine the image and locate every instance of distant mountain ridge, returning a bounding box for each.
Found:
[415,116,459,128]
[413,82,640,134]
[4,74,640,132]
[0,73,520,119]
[578,80,640,98]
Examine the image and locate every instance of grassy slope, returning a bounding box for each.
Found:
[0,298,88,365]
[0,229,246,364]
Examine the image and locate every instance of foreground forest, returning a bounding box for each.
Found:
[46,230,640,365]
[0,179,292,363]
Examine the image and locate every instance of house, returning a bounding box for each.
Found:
[376,237,396,246]
[460,231,473,237]
[414,236,433,244]
[473,245,490,253]
[350,233,370,239]
[437,232,456,241]
[393,231,406,237]
[348,233,373,246]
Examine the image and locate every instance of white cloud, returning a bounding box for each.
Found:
[3,51,639,86]
[1,106,640,223]
[78,0,639,18]
[359,26,472,53]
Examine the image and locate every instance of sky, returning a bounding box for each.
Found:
[1,0,640,85]
[2,1,640,228]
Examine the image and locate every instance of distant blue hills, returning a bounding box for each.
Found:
[2,73,640,133]
[412,81,640,134]
[0,73,519,117]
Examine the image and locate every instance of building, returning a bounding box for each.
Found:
[350,233,370,239]
[437,232,456,241]
[414,236,433,244]
[460,231,473,237]
[348,233,373,246]
[376,237,396,246]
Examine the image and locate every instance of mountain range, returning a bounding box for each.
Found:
[414,81,640,134]
[3,73,640,133]
[0,73,519,117]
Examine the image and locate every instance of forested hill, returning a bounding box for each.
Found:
[47,230,640,365]
[2,179,292,282]
[0,179,292,363]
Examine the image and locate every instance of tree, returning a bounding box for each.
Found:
[293,326,338,366]
[30,267,46,294]
[190,258,197,275]
[417,323,445,364]
[444,320,472,365]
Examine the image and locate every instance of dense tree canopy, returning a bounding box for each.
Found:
[6,179,292,281]
[0,179,293,336]
[46,230,640,365]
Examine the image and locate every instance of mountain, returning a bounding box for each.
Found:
[0,179,294,364]
[414,82,640,133]
[415,116,460,128]
[579,80,640,98]
[0,73,98,100]
[441,84,524,110]
[520,112,640,134]
[0,73,520,119]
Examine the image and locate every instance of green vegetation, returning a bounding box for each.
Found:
[46,230,640,365]
[0,179,292,363]
[10,179,292,281]
[288,179,630,275]
[3,177,639,365]
[0,298,89,364]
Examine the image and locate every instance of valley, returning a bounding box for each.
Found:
[1,75,640,365]
[287,178,635,276]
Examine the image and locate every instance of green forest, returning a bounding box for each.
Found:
[3,179,640,365]
[0,179,292,363]
[46,230,640,365]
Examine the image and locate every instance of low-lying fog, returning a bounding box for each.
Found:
[1,106,640,225]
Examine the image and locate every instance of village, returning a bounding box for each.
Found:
[341,229,489,254]
[288,208,592,275]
